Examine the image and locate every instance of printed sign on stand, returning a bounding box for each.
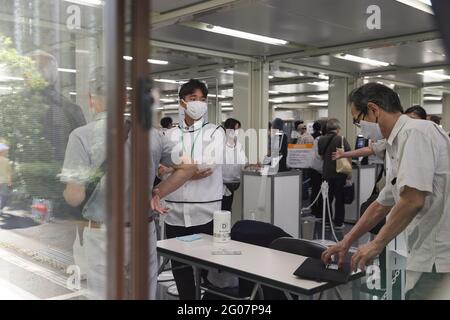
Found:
[287,144,314,169]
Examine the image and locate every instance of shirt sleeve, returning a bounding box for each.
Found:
[376,179,395,207]
[396,131,435,194]
[60,131,91,184]
[370,139,386,160]
[160,129,177,167]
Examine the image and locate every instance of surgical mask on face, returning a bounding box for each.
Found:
[359,120,383,141]
[183,100,208,120]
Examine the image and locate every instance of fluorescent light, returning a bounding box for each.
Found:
[309,102,328,107]
[268,75,274,79]
[126,87,133,91]
[221,69,234,75]
[418,70,450,80]
[160,98,177,103]
[209,94,226,99]
[202,24,288,46]
[58,68,77,73]
[334,53,390,67]
[269,99,284,103]
[424,96,442,101]
[395,0,434,14]
[148,59,169,65]
[317,74,329,80]
[221,102,232,106]
[0,76,24,81]
[63,0,103,7]
[154,79,180,84]
[222,107,234,111]
[269,90,280,94]
[308,81,329,87]
[156,107,164,110]
[307,94,329,99]
[163,104,179,110]
[123,56,169,65]
[69,92,77,96]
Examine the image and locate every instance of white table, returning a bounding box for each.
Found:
[157,234,364,300]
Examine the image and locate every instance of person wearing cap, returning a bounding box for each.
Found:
[297,123,315,145]
[0,143,12,213]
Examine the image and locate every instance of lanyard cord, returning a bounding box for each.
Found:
[180,122,204,159]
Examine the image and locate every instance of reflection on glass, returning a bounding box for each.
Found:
[0,0,105,300]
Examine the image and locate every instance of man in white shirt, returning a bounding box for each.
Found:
[322,83,450,299]
[162,79,226,300]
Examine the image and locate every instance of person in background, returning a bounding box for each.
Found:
[405,105,427,120]
[309,120,327,218]
[0,143,12,213]
[318,118,351,230]
[428,115,442,126]
[290,120,304,143]
[297,123,315,145]
[271,118,289,172]
[160,116,173,134]
[222,118,247,212]
[312,121,322,139]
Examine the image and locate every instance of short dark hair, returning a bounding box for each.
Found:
[178,79,208,100]
[405,105,427,120]
[312,121,321,132]
[224,118,239,130]
[294,120,304,129]
[349,83,403,114]
[272,118,284,131]
[160,116,173,129]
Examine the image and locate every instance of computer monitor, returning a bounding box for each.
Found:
[354,135,368,164]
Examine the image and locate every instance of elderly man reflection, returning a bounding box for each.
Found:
[60,67,197,299]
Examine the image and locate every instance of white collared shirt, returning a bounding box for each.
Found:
[162,120,225,227]
[376,115,450,273]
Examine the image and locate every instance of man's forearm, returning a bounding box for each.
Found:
[343,201,391,247]
[342,147,374,159]
[373,197,421,248]
[155,165,197,198]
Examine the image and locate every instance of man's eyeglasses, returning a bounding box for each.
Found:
[353,111,365,127]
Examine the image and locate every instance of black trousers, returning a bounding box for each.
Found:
[221,193,234,211]
[309,169,323,218]
[326,176,347,225]
[165,220,213,300]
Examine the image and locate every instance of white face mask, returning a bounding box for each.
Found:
[359,120,383,141]
[183,100,208,120]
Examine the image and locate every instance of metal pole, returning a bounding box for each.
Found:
[130,0,150,300]
[106,0,126,300]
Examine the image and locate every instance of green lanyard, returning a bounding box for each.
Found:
[180,122,204,159]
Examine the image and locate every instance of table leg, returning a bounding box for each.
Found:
[194,266,201,300]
